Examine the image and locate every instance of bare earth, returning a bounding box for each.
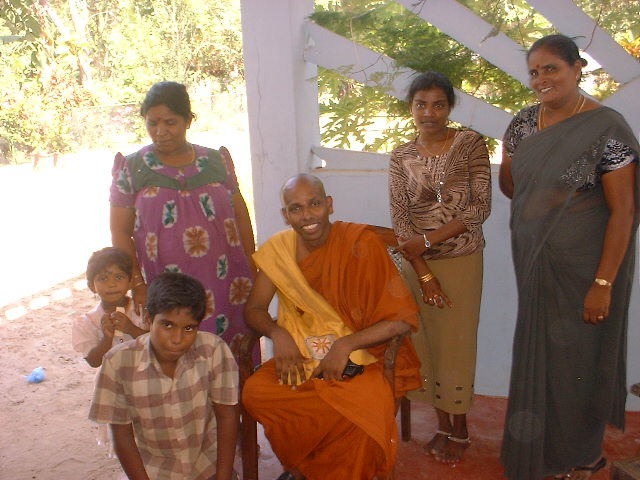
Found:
[0,276,123,480]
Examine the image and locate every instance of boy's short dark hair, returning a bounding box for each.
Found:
[146,272,207,322]
[86,247,133,284]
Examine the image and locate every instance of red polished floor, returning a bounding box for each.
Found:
[253,395,640,479]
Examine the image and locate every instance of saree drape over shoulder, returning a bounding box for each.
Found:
[242,221,421,480]
[501,107,639,480]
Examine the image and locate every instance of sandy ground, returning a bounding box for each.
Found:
[0,125,253,479]
[0,276,123,480]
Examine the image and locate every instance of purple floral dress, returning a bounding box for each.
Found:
[109,144,252,342]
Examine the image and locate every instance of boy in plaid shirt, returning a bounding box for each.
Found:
[89,272,239,480]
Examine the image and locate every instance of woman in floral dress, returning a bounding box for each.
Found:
[110,81,255,343]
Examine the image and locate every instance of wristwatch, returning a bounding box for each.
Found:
[423,233,431,249]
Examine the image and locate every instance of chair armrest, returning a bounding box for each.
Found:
[231,330,262,386]
[383,331,409,392]
[231,330,262,480]
[370,225,398,247]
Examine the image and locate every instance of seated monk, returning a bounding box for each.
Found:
[242,173,421,480]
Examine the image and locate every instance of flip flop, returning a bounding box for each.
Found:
[570,457,606,476]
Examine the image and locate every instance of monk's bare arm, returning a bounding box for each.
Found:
[315,320,412,381]
[245,271,307,384]
[244,270,278,336]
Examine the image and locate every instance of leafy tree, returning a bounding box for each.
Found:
[0,0,244,163]
[312,0,638,152]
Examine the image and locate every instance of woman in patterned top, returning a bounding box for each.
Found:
[390,72,491,464]
[499,35,638,480]
[110,81,255,346]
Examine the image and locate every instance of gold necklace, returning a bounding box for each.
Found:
[538,94,585,130]
[418,128,452,157]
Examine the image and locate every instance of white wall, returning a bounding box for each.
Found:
[317,166,640,410]
[240,0,318,245]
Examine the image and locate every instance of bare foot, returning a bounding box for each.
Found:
[435,435,470,464]
[424,429,450,456]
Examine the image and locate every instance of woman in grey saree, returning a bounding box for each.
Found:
[499,35,639,480]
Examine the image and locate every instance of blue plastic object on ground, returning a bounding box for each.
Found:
[26,366,45,383]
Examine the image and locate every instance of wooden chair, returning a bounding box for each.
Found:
[371,225,413,443]
[233,330,411,480]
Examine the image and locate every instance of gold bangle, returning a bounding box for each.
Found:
[594,278,612,287]
[418,273,434,284]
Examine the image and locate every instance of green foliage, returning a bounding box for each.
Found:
[311,0,538,151]
[0,0,244,164]
[0,0,42,40]
[312,0,637,152]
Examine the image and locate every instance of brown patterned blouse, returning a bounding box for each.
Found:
[389,129,491,260]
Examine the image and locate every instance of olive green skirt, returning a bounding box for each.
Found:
[403,250,483,414]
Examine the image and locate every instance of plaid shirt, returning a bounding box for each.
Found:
[89,331,238,480]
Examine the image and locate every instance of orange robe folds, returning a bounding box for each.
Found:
[242,222,421,479]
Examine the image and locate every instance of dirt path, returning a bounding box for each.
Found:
[0,276,122,479]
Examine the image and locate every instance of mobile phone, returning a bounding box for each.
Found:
[342,360,364,378]
[316,360,364,380]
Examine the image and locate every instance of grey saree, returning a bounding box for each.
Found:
[501,106,639,480]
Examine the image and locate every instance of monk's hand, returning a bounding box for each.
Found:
[394,234,426,261]
[583,283,611,324]
[419,277,453,309]
[271,328,307,385]
[313,338,351,381]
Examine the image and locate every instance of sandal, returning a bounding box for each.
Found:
[568,457,606,479]
[424,429,451,456]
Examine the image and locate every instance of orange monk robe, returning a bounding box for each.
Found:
[243,222,421,479]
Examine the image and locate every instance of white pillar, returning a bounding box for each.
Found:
[240,0,319,243]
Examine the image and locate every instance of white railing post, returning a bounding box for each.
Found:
[240,0,319,243]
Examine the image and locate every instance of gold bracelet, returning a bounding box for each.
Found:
[594,278,612,287]
[418,273,434,284]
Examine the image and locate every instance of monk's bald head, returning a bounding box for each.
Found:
[280,173,334,250]
[280,173,327,206]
